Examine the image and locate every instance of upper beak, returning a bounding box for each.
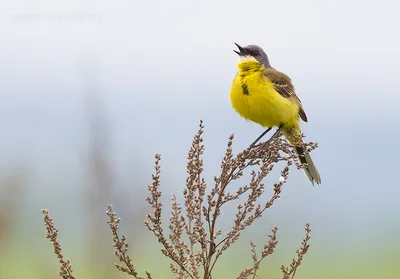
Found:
[234,43,247,56]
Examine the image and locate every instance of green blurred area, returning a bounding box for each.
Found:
[1,227,398,279]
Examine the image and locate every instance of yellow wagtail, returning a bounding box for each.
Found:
[230,43,321,185]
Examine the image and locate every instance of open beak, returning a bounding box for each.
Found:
[234,43,247,56]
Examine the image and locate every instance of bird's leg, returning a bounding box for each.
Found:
[263,124,283,145]
[250,125,284,149]
[249,127,272,148]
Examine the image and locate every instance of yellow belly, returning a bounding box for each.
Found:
[230,71,300,129]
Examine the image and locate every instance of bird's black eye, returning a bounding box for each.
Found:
[247,49,258,56]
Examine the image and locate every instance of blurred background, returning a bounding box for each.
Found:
[1,0,399,278]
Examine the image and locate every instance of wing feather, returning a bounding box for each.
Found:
[263,68,308,122]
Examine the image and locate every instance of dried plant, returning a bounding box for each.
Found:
[108,120,317,279]
[280,223,311,279]
[41,209,76,279]
[42,120,317,279]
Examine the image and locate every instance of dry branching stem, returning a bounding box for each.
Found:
[106,205,153,279]
[280,223,312,279]
[139,120,315,279]
[42,120,317,279]
[41,209,76,279]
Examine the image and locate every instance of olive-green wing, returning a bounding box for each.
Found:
[263,68,308,122]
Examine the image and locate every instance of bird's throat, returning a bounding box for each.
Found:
[237,59,263,74]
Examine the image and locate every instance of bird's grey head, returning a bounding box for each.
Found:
[234,43,271,67]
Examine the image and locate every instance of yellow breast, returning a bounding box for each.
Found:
[230,66,300,129]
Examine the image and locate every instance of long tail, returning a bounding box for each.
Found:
[282,127,321,185]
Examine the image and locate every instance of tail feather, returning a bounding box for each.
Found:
[295,146,321,185]
[283,128,321,185]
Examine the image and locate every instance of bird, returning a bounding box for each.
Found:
[230,43,321,185]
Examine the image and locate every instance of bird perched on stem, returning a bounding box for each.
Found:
[230,43,321,185]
